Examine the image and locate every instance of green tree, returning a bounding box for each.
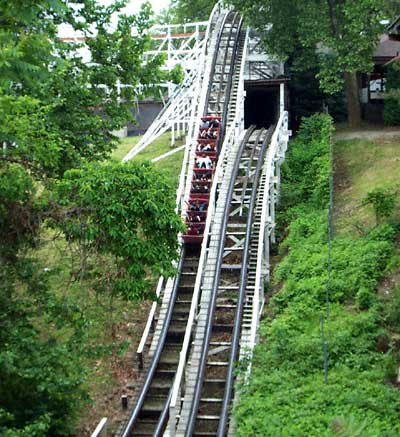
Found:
[51,161,184,301]
[0,0,167,175]
[163,0,215,24]
[384,62,400,125]
[229,0,392,127]
[0,0,183,434]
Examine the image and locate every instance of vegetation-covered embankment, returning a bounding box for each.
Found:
[235,114,400,435]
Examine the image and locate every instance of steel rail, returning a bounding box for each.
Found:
[133,1,223,383]
[203,11,235,117]
[121,248,185,437]
[145,9,238,436]
[186,125,256,436]
[216,17,243,154]
[217,126,275,436]
[169,20,248,436]
[180,3,227,216]
[215,13,240,108]
[239,128,264,214]
[247,111,289,368]
[153,382,173,437]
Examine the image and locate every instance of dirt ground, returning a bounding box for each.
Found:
[74,301,151,436]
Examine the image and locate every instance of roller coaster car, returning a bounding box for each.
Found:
[187,196,209,212]
[194,155,217,170]
[182,197,209,244]
[191,180,211,197]
[183,116,222,245]
[182,222,205,244]
[192,168,213,181]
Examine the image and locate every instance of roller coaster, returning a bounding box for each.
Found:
[107,3,290,437]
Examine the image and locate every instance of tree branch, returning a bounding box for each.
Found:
[326,0,340,37]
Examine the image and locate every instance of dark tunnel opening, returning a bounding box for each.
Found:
[244,84,279,129]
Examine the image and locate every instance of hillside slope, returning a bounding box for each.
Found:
[235,116,400,436]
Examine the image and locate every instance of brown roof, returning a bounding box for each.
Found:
[374,35,400,60]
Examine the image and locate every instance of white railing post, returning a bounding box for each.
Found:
[91,418,108,437]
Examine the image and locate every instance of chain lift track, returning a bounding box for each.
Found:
[111,3,291,437]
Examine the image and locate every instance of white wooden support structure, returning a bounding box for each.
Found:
[123,20,211,162]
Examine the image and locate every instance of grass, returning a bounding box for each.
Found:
[334,121,400,133]
[333,136,400,234]
[112,131,185,187]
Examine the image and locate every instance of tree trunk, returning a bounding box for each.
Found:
[344,71,362,128]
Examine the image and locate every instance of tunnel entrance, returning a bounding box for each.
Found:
[244,82,280,129]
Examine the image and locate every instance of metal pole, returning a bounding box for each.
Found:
[320,315,329,384]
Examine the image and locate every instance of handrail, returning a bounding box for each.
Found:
[91,418,107,437]
[217,126,274,436]
[121,248,185,437]
[186,126,256,436]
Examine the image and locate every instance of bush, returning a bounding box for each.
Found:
[362,186,398,224]
[280,113,332,213]
[384,63,400,126]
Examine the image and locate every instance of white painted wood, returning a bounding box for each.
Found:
[91,418,107,437]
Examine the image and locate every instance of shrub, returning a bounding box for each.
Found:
[384,63,400,126]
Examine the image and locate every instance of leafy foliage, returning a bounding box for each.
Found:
[362,186,398,224]
[52,161,184,300]
[161,0,215,23]
[0,1,183,434]
[384,62,400,126]
[0,258,90,436]
[230,0,388,93]
[280,113,333,213]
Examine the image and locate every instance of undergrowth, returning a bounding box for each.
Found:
[235,114,400,436]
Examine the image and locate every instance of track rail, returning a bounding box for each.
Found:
[217,126,274,436]
[121,250,185,437]
[118,8,245,436]
[182,128,273,437]
[185,126,256,436]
